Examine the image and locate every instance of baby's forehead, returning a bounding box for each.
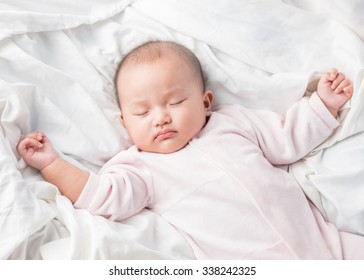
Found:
[117,52,195,86]
[122,46,183,69]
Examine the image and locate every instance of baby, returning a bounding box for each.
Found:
[18,41,354,259]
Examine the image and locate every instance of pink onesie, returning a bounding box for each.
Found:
[75,93,361,259]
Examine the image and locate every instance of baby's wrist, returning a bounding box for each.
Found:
[40,156,60,173]
[327,107,338,118]
[318,96,339,118]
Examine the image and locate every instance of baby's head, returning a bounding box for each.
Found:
[115,41,214,154]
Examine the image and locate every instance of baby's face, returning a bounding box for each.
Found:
[117,54,213,154]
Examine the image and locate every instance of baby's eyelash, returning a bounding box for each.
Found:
[170,98,187,105]
[134,111,148,116]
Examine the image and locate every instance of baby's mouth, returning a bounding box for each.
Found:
[155,129,177,141]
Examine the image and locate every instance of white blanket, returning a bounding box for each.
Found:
[1,0,363,259]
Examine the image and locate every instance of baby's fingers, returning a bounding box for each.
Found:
[326,68,339,81]
[333,78,352,94]
[18,137,43,153]
[25,131,44,142]
[330,73,346,90]
[343,84,354,98]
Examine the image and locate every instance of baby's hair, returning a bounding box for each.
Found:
[114,40,205,105]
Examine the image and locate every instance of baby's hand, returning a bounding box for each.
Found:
[18,131,59,171]
[317,68,353,117]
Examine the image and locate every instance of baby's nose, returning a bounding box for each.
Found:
[154,108,172,126]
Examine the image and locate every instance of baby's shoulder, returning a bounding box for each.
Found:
[212,103,250,120]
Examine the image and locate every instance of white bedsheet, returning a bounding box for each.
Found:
[1,0,363,259]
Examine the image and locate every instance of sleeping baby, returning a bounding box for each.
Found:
[18,41,357,259]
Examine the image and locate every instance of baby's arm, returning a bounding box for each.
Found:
[317,68,353,117]
[18,131,89,203]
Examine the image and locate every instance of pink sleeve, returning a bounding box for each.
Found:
[224,92,339,165]
[74,151,153,221]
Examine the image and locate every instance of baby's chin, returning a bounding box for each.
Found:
[137,141,188,154]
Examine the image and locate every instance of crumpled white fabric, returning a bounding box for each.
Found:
[0,0,136,40]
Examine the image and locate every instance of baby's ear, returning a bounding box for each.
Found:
[119,114,125,126]
[203,90,214,115]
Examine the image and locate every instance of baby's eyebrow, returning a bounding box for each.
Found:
[164,88,188,98]
[129,99,148,107]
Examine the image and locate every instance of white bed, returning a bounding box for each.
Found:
[1,0,363,259]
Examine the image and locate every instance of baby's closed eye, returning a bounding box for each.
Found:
[169,98,187,106]
[133,110,149,116]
